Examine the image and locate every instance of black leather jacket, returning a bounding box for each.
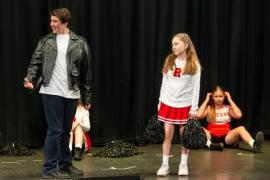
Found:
[25,31,93,105]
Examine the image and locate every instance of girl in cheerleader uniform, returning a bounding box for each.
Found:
[157,33,201,176]
[69,99,91,160]
[196,86,264,152]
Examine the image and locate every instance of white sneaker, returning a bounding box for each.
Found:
[178,165,188,176]
[157,164,169,176]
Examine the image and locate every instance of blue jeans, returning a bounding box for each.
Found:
[42,94,78,174]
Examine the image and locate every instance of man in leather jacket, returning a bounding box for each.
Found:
[24,7,92,179]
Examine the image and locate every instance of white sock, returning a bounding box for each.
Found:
[206,140,212,148]
[249,139,255,148]
[69,144,72,151]
[180,154,188,166]
[75,144,82,149]
[162,155,169,165]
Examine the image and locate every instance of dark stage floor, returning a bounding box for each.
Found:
[0,141,270,180]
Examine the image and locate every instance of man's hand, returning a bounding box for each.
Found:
[23,78,34,89]
[189,113,197,120]
[84,104,91,110]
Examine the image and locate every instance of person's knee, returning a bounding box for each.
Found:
[74,125,83,133]
[238,126,246,132]
[164,133,174,141]
[77,125,84,131]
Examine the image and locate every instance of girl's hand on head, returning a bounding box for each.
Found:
[206,93,212,102]
[225,91,231,99]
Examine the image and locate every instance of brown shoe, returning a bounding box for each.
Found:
[42,170,71,179]
[63,165,83,175]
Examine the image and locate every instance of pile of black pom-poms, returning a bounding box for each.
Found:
[93,140,141,158]
[0,143,36,156]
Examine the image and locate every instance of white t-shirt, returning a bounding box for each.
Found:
[40,33,80,99]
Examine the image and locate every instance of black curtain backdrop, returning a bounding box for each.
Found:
[0,0,269,146]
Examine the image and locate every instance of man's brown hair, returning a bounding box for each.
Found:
[50,7,71,25]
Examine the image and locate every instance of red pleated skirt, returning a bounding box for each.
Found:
[158,102,191,125]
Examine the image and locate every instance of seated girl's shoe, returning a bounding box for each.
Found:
[74,147,82,160]
[253,131,264,153]
[210,142,224,151]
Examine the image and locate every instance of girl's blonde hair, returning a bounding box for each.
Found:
[207,86,226,123]
[162,33,200,74]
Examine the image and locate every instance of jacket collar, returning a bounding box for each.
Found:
[45,30,79,51]
[46,30,79,40]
